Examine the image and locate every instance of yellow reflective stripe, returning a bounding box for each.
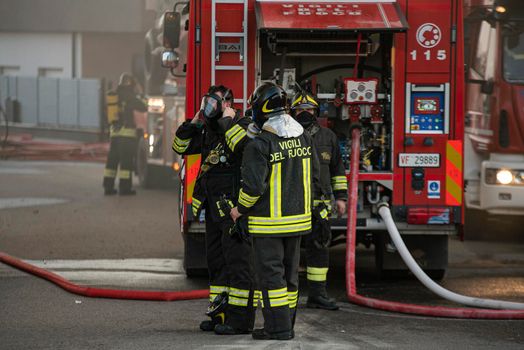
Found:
[249,222,311,234]
[269,162,282,218]
[307,267,329,282]
[306,95,319,106]
[229,296,249,307]
[172,136,191,153]
[253,290,262,307]
[104,168,116,178]
[229,287,250,298]
[269,297,289,308]
[225,125,246,151]
[291,96,302,107]
[288,290,298,308]
[110,127,136,138]
[319,208,328,219]
[248,213,311,225]
[314,199,332,211]
[303,158,311,214]
[192,197,202,216]
[119,170,131,179]
[268,287,287,297]
[238,189,259,208]
[331,176,348,191]
[268,288,289,307]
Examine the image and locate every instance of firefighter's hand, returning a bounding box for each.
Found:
[230,206,242,222]
[191,111,202,124]
[336,199,347,217]
[223,107,236,119]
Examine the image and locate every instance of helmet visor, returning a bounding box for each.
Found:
[200,94,222,119]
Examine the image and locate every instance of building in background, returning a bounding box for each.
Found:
[0,0,174,137]
[0,0,158,85]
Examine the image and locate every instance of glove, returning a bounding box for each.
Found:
[312,203,331,248]
[229,216,250,243]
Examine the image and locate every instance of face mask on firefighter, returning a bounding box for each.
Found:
[295,110,316,128]
[200,89,232,121]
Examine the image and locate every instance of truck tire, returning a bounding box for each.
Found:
[375,232,448,281]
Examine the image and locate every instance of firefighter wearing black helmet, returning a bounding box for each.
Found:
[103,73,146,195]
[172,85,255,335]
[290,91,347,311]
[230,82,321,341]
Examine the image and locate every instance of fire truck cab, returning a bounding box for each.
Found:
[463,0,524,218]
[164,0,465,278]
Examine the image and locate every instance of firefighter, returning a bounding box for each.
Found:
[172,86,255,335]
[230,82,320,341]
[290,91,347,311]
[103,73,146,195]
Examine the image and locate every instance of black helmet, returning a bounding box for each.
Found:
[118,72,136,88]
[290,92,319,128]
[249,82,288,128]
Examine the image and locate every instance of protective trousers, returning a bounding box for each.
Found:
[253,236,301,334]
[305,215,330,297]
[205,208,255,331]
[103,136,136,191]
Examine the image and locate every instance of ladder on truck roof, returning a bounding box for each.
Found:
[211,0,249,112]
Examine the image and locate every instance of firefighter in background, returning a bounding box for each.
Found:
[290,91,347,311]
[230,83,320,341]
[103,73,146,195]
[172,86,255,335]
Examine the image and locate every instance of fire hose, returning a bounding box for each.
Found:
[1,133,524,316]
[0,252,208,301]
[345,127,524,319]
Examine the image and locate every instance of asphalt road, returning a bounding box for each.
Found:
[1,160,524,349]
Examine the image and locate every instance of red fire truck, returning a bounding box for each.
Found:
[162,0,465,278]
[463,1,524,224]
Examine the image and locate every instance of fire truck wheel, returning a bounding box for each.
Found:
[425,269,446,281]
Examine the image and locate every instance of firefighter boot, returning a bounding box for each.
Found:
[104,188,117,195]
[199,313,225,332]
[306,281,339,311]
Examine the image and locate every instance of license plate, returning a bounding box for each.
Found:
[398,153,440,167]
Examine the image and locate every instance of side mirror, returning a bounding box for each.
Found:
[161,50,180,69]
[163,12,181,49]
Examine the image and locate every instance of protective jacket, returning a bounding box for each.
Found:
[172,115,251,222]
[109,86,146,138]
[237,114,321,237]
[308,123,348,205]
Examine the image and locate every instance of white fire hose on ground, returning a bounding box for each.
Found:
[377,202,524,310]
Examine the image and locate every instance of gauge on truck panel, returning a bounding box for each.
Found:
[405,83,450,134]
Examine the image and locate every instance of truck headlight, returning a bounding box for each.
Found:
[485,168,523,185]
[148,97,165,113]
[496,169,513,185]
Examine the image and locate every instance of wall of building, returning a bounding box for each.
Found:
[0,32,75,78]
[81,32,145,89]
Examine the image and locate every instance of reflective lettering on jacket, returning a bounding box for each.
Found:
[237,131,321,237]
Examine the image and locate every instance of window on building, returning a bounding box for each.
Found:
[38,67,64,78]
[0,65,21,76]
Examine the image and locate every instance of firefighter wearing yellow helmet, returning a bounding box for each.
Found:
[103,73,146,195]
[291,90,348,310]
